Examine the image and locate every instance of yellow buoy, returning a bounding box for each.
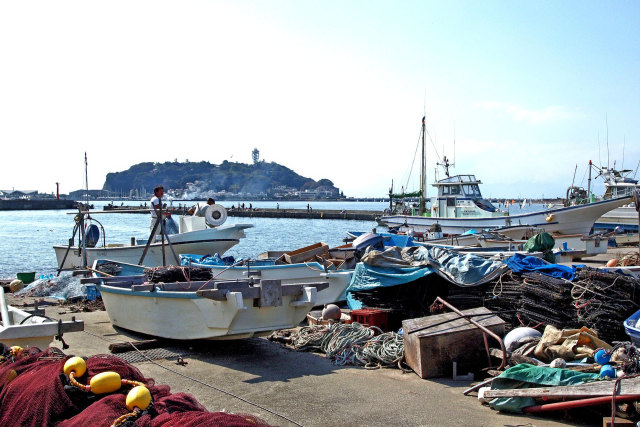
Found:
[10,346,23,354]
[90,372,122,394]
[546,214,555,222]
[63,357,87,377]
[6,369,17,384]
[126,385,152,411]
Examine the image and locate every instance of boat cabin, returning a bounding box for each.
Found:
[602,167,639,198]
[430,175,504,219]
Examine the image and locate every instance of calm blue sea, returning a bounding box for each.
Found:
[0,199,543,279]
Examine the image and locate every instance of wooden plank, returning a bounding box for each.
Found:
[131,284,155,292]
[281,282,329,296]
[483,377,640,399]
[195,289,228,301]
[215,280,252,289]
[196,287,261,301]
[159,282,216,292]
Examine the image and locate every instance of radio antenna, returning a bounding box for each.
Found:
[606,114,610,169]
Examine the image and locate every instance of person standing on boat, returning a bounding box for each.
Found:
[149,185,170,240]
[188,197,215,216]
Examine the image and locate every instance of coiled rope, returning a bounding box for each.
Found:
[293,322,406,370]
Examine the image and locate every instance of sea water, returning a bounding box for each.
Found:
[0,200,544,279]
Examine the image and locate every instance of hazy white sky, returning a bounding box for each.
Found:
[1,0,638,198]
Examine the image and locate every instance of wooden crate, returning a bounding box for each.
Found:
[402,307,505,379]
[284,242,330,264]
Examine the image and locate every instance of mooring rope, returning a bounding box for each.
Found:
[293,322,406,370]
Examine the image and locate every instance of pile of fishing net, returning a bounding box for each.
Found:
[484,267,640,343]
[143,266,212,283]
[292,322,405,369]
[0,344,271,426]
[15,275,86,300]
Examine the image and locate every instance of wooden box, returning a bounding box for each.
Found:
[284,242,330,264]
[402,307,505,379]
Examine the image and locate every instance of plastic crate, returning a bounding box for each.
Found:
[350,308,389,332]
[623,309,640,346]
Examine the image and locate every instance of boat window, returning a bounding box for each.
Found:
[450,185,461,195]
[447,197,456,207]
[463,184,481,197]
[441,186,450,196]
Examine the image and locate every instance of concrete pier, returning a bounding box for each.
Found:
[0,199,76,210]
[103,205,382,221]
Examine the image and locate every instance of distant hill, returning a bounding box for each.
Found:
[102,160,340,196]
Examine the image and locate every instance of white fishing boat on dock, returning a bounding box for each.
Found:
[86,262,326,340]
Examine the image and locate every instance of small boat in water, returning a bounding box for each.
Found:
[87,260,328,340]
[54,210,253,270]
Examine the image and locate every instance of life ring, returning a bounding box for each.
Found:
[205,204,227,227]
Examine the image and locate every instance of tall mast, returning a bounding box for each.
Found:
[587,160,592,199]
[419,116,426,215]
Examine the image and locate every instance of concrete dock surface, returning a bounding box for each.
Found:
[33,307,580,427]
[7,246,639,426]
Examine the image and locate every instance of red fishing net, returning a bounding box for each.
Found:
[0,346,272,427]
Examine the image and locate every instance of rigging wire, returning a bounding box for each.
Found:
[403,127,423,192]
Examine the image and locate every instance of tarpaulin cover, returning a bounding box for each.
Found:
[346,246,507,309]
[0,347,271,426]
[505,253,576,281]
[489,363,600,413]
[523,232,556,263]
[180,253,238,266]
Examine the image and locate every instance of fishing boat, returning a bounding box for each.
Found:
[182,257,353,306]
[593,164,640,232]
[0,287,84,348]
[86,261,327,340]
[54,210,253,270]
[378,119,632,235]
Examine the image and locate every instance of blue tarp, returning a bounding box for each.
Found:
[505,253,576,281]
[346,246,507,309]
[180,253,238,266]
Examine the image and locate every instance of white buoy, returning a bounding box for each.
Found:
[321,304,341,321]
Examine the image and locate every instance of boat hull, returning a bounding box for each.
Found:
[379,197,631,235]
[594,205,639,231]
[97,283,317,340]
[54,224,252,269]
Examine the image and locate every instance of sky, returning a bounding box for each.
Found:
[1,0,638,198]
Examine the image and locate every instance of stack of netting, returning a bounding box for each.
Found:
[143,266,212,283]
[0,345,270,426]
[571,268,640,343]
[480,267,640,343]
[483,271,526,326]
[517,272,575,328]
[346,275,450,321]
[293,323,405,369]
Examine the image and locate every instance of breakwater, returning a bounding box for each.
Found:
[228,208,380,221]
[103,205,380,220]
[0,199,76,210]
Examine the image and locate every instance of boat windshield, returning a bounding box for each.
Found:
[462,184,482,197]
[441,185,462,196]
